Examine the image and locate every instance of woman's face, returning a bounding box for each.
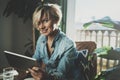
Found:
[37,14,55,36]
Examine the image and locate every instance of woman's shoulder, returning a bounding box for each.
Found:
[60,32,74,45]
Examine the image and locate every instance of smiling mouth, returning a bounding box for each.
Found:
[41,29,48,33]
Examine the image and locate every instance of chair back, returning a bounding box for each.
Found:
[75,41,97,80]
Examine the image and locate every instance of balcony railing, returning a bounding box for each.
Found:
[76,29,120,72]
[76,29,120,48]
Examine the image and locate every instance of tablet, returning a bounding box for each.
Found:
[4,50,37,71]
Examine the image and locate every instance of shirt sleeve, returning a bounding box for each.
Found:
[32,40,42,65]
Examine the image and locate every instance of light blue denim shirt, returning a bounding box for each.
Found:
[32,30,81,80]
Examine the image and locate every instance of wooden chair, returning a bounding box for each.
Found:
[75,41,97,80]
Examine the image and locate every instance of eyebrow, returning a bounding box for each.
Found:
[38,18,49,25]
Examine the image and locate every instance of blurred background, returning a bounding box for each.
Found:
[0,1,120,79]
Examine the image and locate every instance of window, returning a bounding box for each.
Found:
[66,0,120,41]
[75,0,120,23]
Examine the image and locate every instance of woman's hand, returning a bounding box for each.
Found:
[28,67,44,80]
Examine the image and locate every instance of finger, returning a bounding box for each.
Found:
[28,68,37,75]
[28,68,43,80]
[32,67,39,71]
[32,67,44,73]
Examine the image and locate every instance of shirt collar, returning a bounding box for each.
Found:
[41,29,61,47]
[51,29,61,48]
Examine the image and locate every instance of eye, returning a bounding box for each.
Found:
[43,19,49,23]
[38,18,50,25]
[37,21,41,25]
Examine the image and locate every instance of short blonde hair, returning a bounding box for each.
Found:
[33,4,62,29]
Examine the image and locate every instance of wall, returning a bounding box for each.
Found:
[66,0,76,41]
[0,0,33,67]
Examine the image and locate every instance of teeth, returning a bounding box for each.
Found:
[41,29,47,33]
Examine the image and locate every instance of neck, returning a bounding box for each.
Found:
[47,29,58,41]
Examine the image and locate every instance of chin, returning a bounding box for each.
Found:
[42,33,49,36]
[41,31,51,36]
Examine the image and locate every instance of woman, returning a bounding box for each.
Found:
[28,3,82,80]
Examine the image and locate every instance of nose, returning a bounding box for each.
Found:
[38,23,45,30]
